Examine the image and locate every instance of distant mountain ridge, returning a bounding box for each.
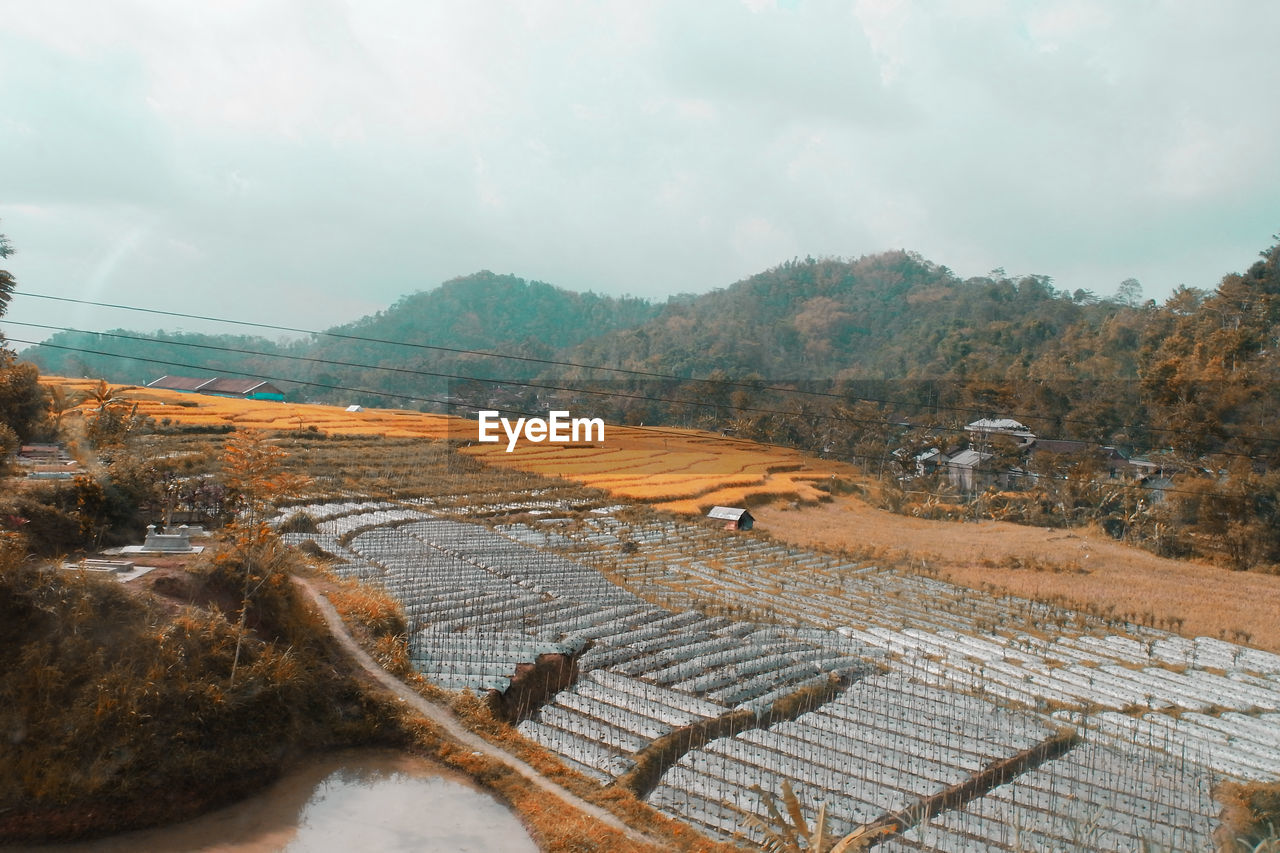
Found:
[25,271,661,401]
[24,252,1133,391]
[21,241,1280,461]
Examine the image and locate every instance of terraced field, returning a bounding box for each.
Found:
[48,380,1277,846]
[276,498,1280,850]
[45,377,847,511]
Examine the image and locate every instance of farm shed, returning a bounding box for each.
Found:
[707,506,754,530]
[148,375,285,402]
[942,449,993,493]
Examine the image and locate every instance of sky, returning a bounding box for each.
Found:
[2,0,1279,345]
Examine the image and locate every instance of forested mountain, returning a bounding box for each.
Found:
[570,251,1125,380]
[25,252,1134,404]
[559,244,1280,465]
[560,252,1147,440]
[25,272,661,406]
[21,239,1280,463]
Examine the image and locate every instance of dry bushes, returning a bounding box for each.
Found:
[0,557,403,844]
[319,570,413,679]
[1219,781,1280,852]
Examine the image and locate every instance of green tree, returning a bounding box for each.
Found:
[0,358,47,443]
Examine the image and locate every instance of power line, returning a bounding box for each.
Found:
[18,319,1273,466]
[4,321,967,437]
[5,335,1260,503]
[9,290,1280,453]
[12,289,719,379]
[17,289,1278,449]
[6,336,461,410]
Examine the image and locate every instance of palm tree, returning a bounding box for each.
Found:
[745,782,891,853]
[46,384,82,431]
[0,223,15,321]
[88,380,123,413]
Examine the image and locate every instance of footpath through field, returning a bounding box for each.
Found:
[291,576,672,850]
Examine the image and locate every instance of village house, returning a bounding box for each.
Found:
[942,448,994,493]
[147,376,285,401]
[964,417,1036,448]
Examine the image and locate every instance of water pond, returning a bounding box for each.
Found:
[18,750,539,853]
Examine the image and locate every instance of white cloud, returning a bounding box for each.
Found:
[1,0,1278,345]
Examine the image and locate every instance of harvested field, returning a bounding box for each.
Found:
[49,377,455,438]
[43,377,845,510]
[457,426,840,511]
[754,496,1280,654]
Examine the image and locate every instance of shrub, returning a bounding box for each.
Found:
[277,512,319,534]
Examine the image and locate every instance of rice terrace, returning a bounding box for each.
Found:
[22,377,1279,851]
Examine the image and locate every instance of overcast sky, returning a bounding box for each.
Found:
[2,0,1278,346]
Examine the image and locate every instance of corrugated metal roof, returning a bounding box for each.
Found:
[707,506,750,521]
[1032,438,1091,455]
[966,417,1031,432]
[945,449,993,468]
[147,376,283,396]
[148,375,211,392]
[200,378,280,395]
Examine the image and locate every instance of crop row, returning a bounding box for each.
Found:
[278,502,1274,848]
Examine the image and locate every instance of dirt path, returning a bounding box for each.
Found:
[291,577,671,850]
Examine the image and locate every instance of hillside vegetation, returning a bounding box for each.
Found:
[0,546,401,842]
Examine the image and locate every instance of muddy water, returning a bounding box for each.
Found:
[17,750,539,853]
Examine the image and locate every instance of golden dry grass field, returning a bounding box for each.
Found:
[754,498,1280,653]
[461,425,841,512]
[50,378,843,511]
[53,377,456,439]
[47,377,1280,652]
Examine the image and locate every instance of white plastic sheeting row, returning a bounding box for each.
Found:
[280,502,1274,850]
